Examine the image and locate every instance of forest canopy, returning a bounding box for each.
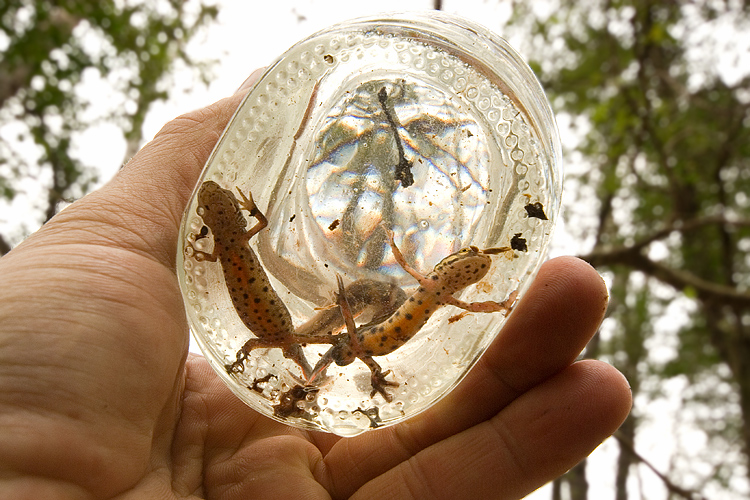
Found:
[505,0,750,497]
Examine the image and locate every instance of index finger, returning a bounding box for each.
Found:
[320,256,624,497]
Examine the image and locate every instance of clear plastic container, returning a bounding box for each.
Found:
[177,11,562,436]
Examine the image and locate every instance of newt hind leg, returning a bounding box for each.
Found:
[362,357,398,402]
[332,274,399,401]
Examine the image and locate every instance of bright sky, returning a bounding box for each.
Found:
[140,0,515,150]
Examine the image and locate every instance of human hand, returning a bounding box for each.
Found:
[0,71,631,499]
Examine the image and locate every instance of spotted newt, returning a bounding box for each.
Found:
[187,180,318,377]
[187,181,406,379]
[309,231,517,402]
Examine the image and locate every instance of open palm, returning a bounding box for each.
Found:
[0,77,630,499]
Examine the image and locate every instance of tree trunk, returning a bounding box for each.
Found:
[705,300,750,482]
[551,478,561,500]
[551,460,588,500]
[615,416,636,500]
[567,460,588,500]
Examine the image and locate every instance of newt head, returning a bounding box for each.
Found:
[431,246,499,294]
[196,180,247,231]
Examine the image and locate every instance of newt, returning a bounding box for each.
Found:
[187,181,317,377]
[309,231,517,401]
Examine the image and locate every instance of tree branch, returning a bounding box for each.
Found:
[582,213,750,305]
[0,234,10,256]
[581,244,750,306]
[614,431,708,500]
[630,215,750,253]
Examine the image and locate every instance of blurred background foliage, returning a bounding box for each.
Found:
[2,0,750,498]
[0,0,218,252]
[505,0,750,497]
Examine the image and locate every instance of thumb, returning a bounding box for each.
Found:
[23,72,261,268]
